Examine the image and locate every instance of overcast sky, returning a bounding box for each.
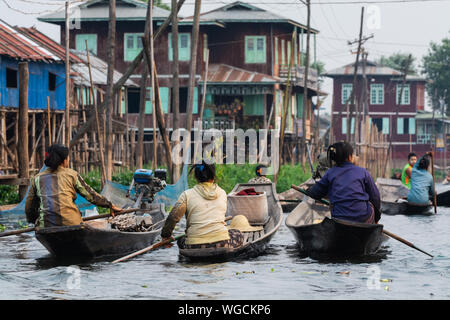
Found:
[1,0,449,112]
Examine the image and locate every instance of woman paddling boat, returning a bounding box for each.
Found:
[161,161,245,251]
[25,144,122,227]
[306,141,382,224]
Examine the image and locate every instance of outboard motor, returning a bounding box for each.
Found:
[126,169,166,209]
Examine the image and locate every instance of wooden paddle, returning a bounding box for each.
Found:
[0,207,142,238]
[112,216,234,264]
[427,151,438,214]
[291,184,434,258]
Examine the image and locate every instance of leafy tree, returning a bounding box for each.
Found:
[142,0,171,11]
[377,52,417,75]
[310,60,326,85]
[422,36,450,114]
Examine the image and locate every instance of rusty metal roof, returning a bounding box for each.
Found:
[0,19,60,62]
[14,26,83,64]
[201,63,280,84]
[325,60,404,77]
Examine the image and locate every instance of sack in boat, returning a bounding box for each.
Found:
[227,190,269,225]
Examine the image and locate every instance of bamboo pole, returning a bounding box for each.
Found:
[85,41,107,186]
[18,62,29,201]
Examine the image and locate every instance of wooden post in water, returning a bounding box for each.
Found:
[18,62,29,200]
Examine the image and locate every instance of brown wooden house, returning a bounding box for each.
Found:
[325,60,450,167]
[39,0,324,145]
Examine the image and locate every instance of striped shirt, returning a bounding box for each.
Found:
[25,167,112,227]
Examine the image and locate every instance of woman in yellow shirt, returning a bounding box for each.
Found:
[161,162,243,249]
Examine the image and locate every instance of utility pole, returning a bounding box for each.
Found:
[345,7,373,145]
[64,1,70,148]
[105,0,116,180]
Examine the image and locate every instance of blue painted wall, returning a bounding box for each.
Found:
[0,56,66,110]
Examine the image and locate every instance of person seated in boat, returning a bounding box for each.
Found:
[407,154,435,205]
[401,152,417,189]
[248,164,272,184]
[25,144,122,227]
[306,141,381,224]
[161,161,244,250]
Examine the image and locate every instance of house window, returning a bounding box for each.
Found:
[396,84,410,105]
[169,33,191,61]
[245,36,266,64]
[341,84,353,105]
[370,83,384,105]
[371,117,390,134]
[75,34,97,55]
[144,87,170,114]
[398,117,415,134]
[342,117,355,134]
[48,72,56,91]
[124,33,144,62]
[6,68,17,88]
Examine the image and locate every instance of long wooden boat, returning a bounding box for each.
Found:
[35,203,166,259]
[436,185,450,207]
[381,199,434,216]
[285,197,387,258]
[178,183,283,262]
[279,178,315,213]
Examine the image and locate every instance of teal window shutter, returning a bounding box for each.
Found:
[370,84,384,105]
[409,118,416,134]
[397,117,404,134]
[169,33,191,61]
[296,93,304,118]
[382,118,389,134]
[76,34,97,55]
[281,39,285,65]
[342,84,353,105]
[160,87,170,114]
[168,33,173,61]
[243,95,264,116]
[145,87,152,114]
[121,88,126,114]
[245,36,266,64]
[342,117,355,134]
[193,87,198,114]
[397,84,410,105]
[124,33,143,62]
[179,34,190,61]
[274,37,278,65]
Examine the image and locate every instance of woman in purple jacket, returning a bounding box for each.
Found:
[307,141,381,224]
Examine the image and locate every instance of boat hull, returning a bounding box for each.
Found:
[179,183,283,262]
[381,200,434,216]
[35,204,166,259]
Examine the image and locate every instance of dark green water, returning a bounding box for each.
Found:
[1,208,449,300]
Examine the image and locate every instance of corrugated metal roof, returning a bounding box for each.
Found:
[182,1,319,33]
[325,60,403,77]
[0,19,60,62]
[200,63,280,84]
[39,0,171,22]
[70,49,138,87]
[14,26,83,64]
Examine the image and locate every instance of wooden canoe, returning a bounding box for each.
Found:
[436,185,450,207]
[279,178,315,213]
[380,200,434,216]
[285,197,387,258]
[35,203,166,259]
[178,183,283,262]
